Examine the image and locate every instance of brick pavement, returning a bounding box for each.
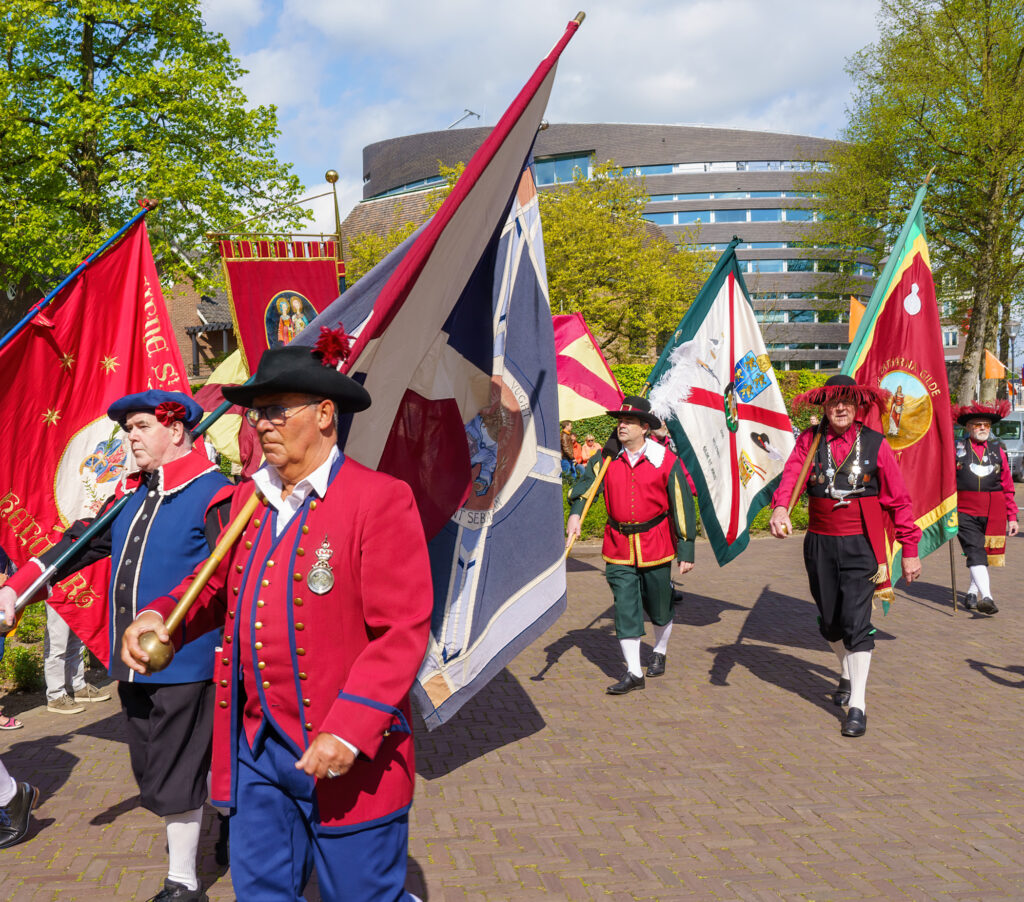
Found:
[3,505,1024,900]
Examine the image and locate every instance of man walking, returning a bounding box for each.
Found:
[122,337,433,901]
[565,396,696,694]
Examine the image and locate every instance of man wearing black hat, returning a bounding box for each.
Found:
[768,375,922,738]
[565,396,696,694]
[952,401,1019,614]
[120,336,433,902]
[0,390,231,900]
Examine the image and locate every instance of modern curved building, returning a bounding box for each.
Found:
[357,123,878,370]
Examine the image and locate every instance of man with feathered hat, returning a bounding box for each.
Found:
[565,396,696,695]
[768,375,922,738]
[951,401,1018,614]
[120,330,432,901]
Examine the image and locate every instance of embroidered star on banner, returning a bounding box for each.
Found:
[59,352,75,370]
[99,355,119,373]
[42,408,61,426]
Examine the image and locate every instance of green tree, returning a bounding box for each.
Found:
[806,0,1024,401]
[0,0,305,323]
[539,159,713,364]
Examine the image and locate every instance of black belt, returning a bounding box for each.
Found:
[608,511,667,535]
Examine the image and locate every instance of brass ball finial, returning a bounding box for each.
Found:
[138,630,175,673]
[325,170,339,184]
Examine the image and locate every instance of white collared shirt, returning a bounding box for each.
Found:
[620,438,665,469]
[251,446,339,536]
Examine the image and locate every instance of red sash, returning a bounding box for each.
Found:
[958,490,1007,566]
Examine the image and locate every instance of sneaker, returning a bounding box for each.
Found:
[146,879,209,901]
[0,781,39,849]
[46,694,85,715]
[75,683,111,703]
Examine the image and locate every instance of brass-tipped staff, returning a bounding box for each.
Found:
[138,493,262,672]
[786,416,827,519]
[565,454,611,558]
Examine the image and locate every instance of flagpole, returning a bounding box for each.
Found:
[0,201,158,354]
[949,541,958,616]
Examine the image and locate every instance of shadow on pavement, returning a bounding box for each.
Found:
[90,793,141,825]
[3,732,80,803]
[565,556,601,573]
[531,605,619,681]
[673,590,748,629]
[414,669,545,780]
[966,659,1024,688]
[73,708,128,744]
[406,857,429,899]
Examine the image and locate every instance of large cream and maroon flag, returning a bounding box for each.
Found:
[0,219,190,656]
[552,313,623,419]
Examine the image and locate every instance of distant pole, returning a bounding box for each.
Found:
[325,169,346,293]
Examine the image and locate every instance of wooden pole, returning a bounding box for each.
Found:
[787,418,827,517]
[949,540,958,616]
[138,493,262,672]
[565,455,611,558]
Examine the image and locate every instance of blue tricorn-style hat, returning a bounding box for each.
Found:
[107,390,204,429]
[221,344,371,413]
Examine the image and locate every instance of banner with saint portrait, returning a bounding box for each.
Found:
[218,238,344,374]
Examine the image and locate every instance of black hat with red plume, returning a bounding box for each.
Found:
[952,400,1010,427]
[792,374,891,415]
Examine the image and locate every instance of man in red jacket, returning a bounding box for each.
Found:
[121,336,432,902]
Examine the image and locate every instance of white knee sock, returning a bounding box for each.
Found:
[966,575,979,597]
[166,807,203,891]
[969,565,991,599]
[828,639,850,680]
[652,622,673,655]
[0,758,16,806]
[846,651,871,712]
[619,637,642,677]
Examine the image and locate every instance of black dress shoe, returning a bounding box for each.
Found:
[833,677,851,707]
[977,597,999,615]
[646,653,666,677]
[0,781,38,849]
[606,672,645,695]
[841,707,867,737]
[147,878,210,901]
[964,593,978,611]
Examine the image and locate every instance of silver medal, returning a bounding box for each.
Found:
[307,538,335,595]
[825,467,835,479]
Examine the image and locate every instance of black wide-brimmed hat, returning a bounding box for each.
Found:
[606,395,661,429]
[222,345,371,413]
[793,374,890,413]
[953,400,1010,427]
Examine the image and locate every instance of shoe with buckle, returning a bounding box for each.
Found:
[646,653,666,678]
[146,879,209,902]
[833,677,851,707]
[963,593,978,611]
[841,707,867,738]
[977,597,999,615]
[606,672,645,695]
[0,781,39,849]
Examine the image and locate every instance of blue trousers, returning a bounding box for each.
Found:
[232,726,414,901]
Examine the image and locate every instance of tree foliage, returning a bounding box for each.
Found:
[0,0,305,323]
[807,0,1024,400]
[539,159,713,364]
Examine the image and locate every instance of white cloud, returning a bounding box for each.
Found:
[199,0,269,42]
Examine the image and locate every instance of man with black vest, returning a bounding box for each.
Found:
[768,375,922,738]
[953,402,1018,614]
[565,396,696,695]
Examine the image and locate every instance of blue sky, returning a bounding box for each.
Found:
[200,0,881,231]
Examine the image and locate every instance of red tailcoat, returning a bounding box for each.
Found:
[148,455,432,831]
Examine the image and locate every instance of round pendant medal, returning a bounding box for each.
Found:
[307,564,334,595]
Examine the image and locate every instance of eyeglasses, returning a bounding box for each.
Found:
[245,402,318,427]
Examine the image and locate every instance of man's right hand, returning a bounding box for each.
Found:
[0,585,15,631]
[120,610,169,675]
[769,506,792,538]
[565,513,582,549]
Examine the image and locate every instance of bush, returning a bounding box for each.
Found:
[0,644,44,692]
[12,602,45,643]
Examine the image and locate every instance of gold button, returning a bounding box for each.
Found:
[310,501,317,511]
[254,518,261,527]
[294,598,303,606]
[261,579,269,587]
[232,587,239,595]
[295,623,304,631]
[255,621,263,629]
[255,641,263,650]
[221,657,229,665]
[236,564,243,573]
[245,541,252,549]
[219,679,228,687]
[262,680,270,689]
[297,648,305,656]
[305,722,313,730]
[225,635,232,643]
[294,573,302,581]
[257,600,265,608]
[219,700,228,708]
[299,672,307,680]
[268,559,275,567]
[302,525,309,534]
[228,610,234,619]
[297,548,305,557]
[303,698,311,707]
[258,661,266,670]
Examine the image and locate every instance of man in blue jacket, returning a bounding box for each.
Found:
[0,390,230,902]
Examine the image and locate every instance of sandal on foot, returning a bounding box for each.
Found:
[0,714,23,730]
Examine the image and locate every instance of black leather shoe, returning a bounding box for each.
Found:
[977,597,999,615]
[0,781,38,849]
[841,707,867,737]
[606,672,645,695]
[964,593,978,611]
[646,653,666,677]
[833,677,851,707]
[147,879,210,902]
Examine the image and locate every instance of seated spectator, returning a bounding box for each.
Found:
[580,434,601,462]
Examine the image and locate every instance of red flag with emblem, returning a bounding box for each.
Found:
[0,220,190,659]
